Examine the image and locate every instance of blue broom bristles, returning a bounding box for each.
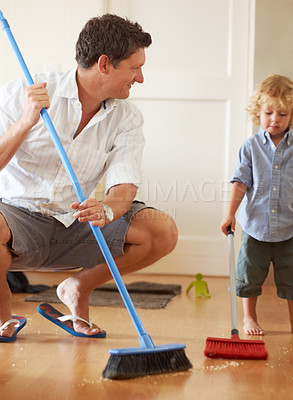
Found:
[103,346,193,380]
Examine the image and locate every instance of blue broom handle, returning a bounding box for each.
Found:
[0,10,153,346]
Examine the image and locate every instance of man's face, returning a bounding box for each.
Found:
[107,48,145,99]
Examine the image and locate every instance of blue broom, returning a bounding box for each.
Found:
[0,10,192,379]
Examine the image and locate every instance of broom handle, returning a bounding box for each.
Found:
[0,10,154,347]
[227,226,238,335]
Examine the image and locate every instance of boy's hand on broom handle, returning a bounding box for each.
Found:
[221,217,236,236]
[221,181,248,236]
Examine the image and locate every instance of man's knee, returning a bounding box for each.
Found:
[128,208,178,254]
[0,213,11,245]
[143,209,178,255]
[156,212,178,254]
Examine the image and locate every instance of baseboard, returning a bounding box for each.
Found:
[136,235,233,277]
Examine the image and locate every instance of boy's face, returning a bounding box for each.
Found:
[259,104,292,140]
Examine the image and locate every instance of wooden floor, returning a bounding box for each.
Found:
[1,271,293,400]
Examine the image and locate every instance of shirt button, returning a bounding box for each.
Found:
[271,209,275,213]
[274,165,279,169]
[273,187,277,191]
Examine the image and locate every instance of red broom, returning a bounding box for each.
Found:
[204,227,268,360]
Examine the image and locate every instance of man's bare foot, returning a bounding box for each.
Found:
[0,321,15,338]
[56,277,103,336]
[243,316,264,335]
[0,280,14,338]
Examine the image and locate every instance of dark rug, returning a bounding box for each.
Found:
[24,281,182,309]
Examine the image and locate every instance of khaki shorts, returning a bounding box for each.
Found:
[236,230,293,300]
[0,201,149,272]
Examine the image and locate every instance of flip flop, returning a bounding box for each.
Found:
[0,316,27,342]
[37,303,106,338]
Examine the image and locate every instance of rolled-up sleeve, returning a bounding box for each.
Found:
[230,141,253,189]
[104,101,145,193]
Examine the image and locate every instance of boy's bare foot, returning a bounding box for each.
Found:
[57,277,103,336]
[243,316,264,335]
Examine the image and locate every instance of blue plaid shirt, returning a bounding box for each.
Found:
[231,127,293,242]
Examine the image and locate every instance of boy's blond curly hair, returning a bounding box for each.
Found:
[246,74,293,128]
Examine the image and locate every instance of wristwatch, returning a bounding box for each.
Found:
[101,203,114,224]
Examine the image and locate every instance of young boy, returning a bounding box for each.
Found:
[221,74,293,335]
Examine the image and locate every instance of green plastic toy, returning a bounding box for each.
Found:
[186,273,210,298]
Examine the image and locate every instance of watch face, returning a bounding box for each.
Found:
[106,206,114,221]
[102,204,113,222]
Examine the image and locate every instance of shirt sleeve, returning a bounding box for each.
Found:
[0,78,25,134]
[0,107,15,135]
[230,140,253,189]
[104,101,145,193]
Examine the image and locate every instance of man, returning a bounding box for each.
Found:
[0,14,178,339]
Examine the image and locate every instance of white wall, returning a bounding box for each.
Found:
[0,0,106,83]
[109,0,255,276]
[254,0,293,85]
[0,0,256,276]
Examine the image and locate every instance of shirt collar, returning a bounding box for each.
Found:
[259,126,293,147]
[56,67,79,99]
[56,67,117,113]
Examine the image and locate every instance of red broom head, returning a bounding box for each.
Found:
[204,335,268,360]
